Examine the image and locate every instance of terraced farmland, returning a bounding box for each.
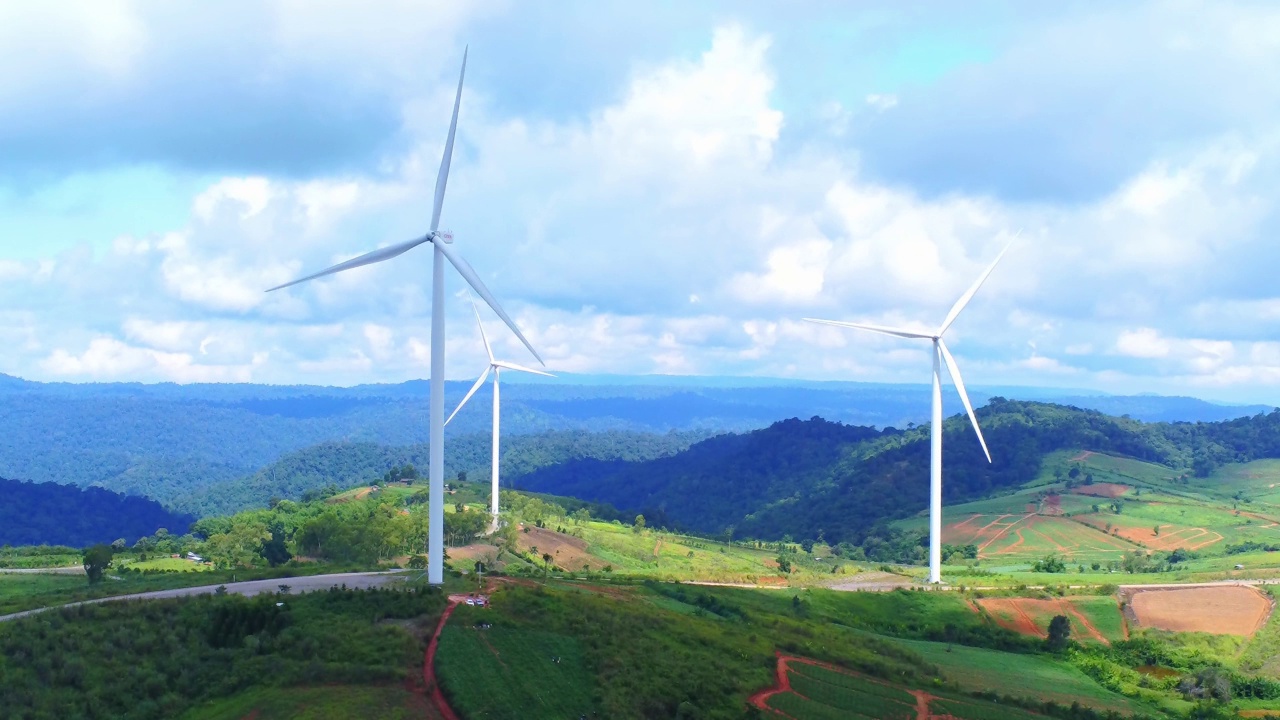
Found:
[941,513,1132,561]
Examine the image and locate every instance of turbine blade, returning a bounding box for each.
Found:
[493,359,554,377]
[803,318,934,340]
[938,339,991,463]
[265,236,430,292]
[437,241,544,365]
[445,364,490,426]
[432,47,467,233]
[470,295,494,363]
[937,232,1019,336]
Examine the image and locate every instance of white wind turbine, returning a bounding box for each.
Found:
[446,297,554,525]
[265,50,544,585]
[804,242,1013,584]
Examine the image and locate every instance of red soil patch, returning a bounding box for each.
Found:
[1107,524,1224,551]
[1128,586,1273,636]
[653,538,664,557]
[516,525,609,571]
[976,598,1044,637]
[1070,450,1096,462]
[1073,483,1130,498]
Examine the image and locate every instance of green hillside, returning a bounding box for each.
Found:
[515,400,1280,551]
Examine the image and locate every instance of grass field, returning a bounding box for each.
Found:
[890,636,1156,715]
[437,606,597,720]
[513,519,844,585]
[180,685,434,720]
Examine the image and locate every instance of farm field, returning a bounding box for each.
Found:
[974,596,1125,643]
[436,608,597,720]
[938,512,1133,562]
[1125,586,1273,636]
[180,685,435,720]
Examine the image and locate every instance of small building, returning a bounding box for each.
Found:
[186,552,204,563]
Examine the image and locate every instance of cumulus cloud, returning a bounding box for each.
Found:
[6,7,1280,405]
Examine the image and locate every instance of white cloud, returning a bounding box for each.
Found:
[42,337,254,383]
[1115,328,1171,358]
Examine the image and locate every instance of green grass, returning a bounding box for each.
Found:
[891,636,1154,715]
[1068,596,1127,643]
[790,663,916,703]
[436,608,597,720]
[768,691,889,720]
[931,697,1046,720]
[120,557,212,572]
[786,669,915,716]
[181,684,428,720]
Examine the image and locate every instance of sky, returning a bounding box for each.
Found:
[2,0,1280,403]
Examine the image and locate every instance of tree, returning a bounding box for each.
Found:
[1046,615,1071,650]
[775,556,791,574]
[110,538,126,551]
[1179,667,1232,703]
[456,470,466,484]
[204,519,271,570]
[1083,473,1094,485]
[633,514,646,533]
[542,552,553,583]
[83,544,113,584]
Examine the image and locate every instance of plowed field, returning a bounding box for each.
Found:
[1128,586,1272,636]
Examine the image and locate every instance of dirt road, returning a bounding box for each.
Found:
[0,571,408,623]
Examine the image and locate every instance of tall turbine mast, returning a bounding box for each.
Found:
[804,238,1014,584]
[265,50,544,585]
[447,297,553,525]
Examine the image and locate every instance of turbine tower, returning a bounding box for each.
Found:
[804,242,1012,584]
[446,297,554,523]
[265,50,544,585]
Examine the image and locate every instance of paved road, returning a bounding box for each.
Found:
[0,571,409,624]
[0,567,84,575]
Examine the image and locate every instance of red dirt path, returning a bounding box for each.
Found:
[424,601,461,720]
[749,653,943,720]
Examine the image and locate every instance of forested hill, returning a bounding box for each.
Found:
[0,372,1266,504]
[0,478,194,548]
[517,399,1280,544]
[175,429,710,518]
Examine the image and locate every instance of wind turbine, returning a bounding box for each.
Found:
[804,242,1013,584]
[265,49,544,585]
[446,297,554,525]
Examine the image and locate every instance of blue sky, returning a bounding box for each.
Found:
[2,1,1280,403]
